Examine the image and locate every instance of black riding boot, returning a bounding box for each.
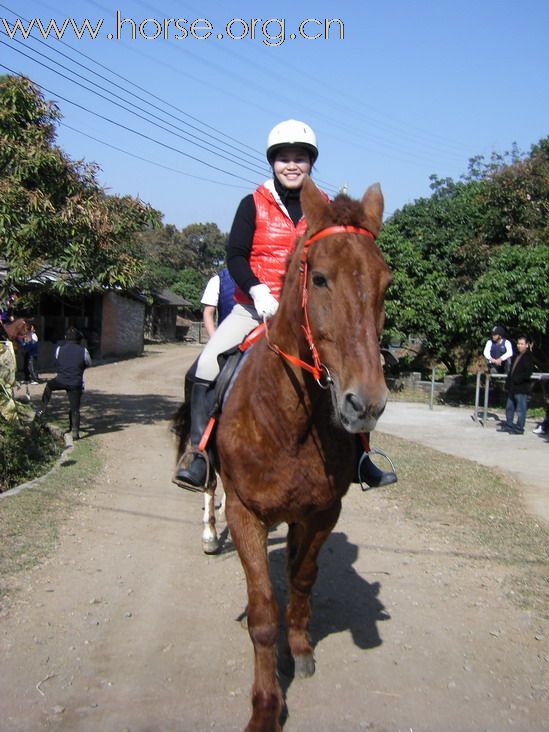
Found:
[35,384,52,419]
[70,409,80,440]
[40,384,52,410]
[358,455,397,488]
[175,381,213,490]
[357,435,398,489]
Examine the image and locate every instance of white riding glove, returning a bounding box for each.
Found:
[249,284,279,319]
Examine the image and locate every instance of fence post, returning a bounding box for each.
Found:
[474,371,481,422]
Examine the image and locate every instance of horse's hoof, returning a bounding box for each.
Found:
[202,538,220,554]
[293,653,315,678]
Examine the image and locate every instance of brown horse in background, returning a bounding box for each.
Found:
[177,178,392,731]
[0,317,30,343]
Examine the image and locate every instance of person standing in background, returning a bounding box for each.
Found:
[37,326,92,440]
[23,323,39,384]
[497,335,534,435]
[483,325,513,374]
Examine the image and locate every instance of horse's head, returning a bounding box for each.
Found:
[294,177,392,433]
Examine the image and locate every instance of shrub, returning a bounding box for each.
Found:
[0,420,64,492]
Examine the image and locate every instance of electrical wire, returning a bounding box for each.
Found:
[1,37,272,179]
[0,62,261,186]
[60,121,251,190]
[0,2,342,194]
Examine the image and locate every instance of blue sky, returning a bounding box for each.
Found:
[1,0,548,231]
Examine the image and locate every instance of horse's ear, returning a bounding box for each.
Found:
[301,176,330,229]
[361,183,384,236]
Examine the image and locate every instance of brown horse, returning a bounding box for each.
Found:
[0,317,30,343]
[177,178,392,731]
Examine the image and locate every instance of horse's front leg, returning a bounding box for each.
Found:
[285,502,342,678]
[202,481,219,554]
[225,493,281,732]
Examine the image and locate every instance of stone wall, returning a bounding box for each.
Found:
[388,371,546,407]
[388,372,470,401]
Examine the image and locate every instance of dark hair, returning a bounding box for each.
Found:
[268,146,315,169]
[516,334,530,343]
[491,325,505,337]
[65,326,83,342]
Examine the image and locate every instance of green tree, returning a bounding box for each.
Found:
[478,139,549,248]
[0,75,160,297]
[171,268,207,314]
[138,221,228,295]
[379,137,549,373]
[139,224,189,271]
[379,177,488,372]
[450,244,549,345]
[179,223,227,274]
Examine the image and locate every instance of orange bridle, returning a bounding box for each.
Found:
[265,225,375,386]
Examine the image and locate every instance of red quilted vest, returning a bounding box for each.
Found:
[234,183,308,305]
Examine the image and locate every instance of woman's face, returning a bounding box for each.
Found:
[272,146,312,189]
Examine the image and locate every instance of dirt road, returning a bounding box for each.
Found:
[1,344,547,731]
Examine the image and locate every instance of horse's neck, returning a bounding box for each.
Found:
[252,305,327,433]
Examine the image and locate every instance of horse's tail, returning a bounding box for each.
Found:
[172,365,195,459]
[173,401,191,459]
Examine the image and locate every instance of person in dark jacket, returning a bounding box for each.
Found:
[22,323,40,383]
[36,326,92,440]
[497,335,534,435]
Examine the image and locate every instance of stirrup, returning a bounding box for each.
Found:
[172,446,211,493]
[358,448,397,492]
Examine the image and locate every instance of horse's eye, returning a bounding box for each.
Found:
[312,273,328,288]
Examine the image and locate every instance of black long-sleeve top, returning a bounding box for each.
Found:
[506,350,535,394]
[226,178,303,295]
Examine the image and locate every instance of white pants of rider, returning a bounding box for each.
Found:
[195,303,261,382]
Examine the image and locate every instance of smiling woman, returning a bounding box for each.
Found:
[173,119,320,490]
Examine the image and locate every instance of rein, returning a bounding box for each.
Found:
[265,225,375,387]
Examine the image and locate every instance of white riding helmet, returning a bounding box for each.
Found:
[266,119,318,164]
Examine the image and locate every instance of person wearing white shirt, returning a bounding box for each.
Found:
[483,326,513,374]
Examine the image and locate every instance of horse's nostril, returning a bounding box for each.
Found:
[345,392,365,416]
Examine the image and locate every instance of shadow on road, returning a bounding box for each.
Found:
[35,388,182,436]
[267,531,388,726]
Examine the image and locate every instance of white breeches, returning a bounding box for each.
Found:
[195,303,261,382]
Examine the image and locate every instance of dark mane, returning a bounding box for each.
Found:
[328,194,367,227]
[281,193,370,287]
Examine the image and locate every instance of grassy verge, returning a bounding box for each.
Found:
[376,432,549,619]
[0,436,100,603]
